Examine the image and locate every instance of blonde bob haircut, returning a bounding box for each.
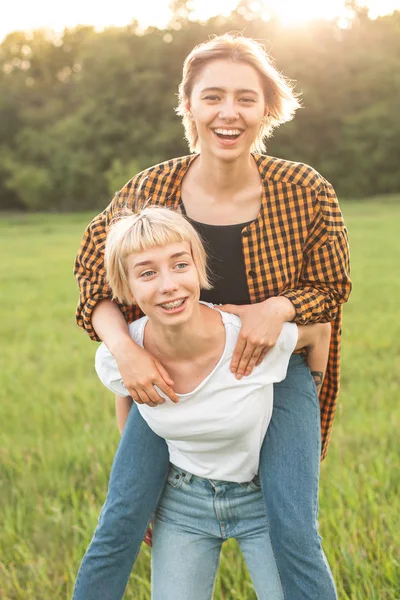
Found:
[105,207,212,305]
[176,33,301,154]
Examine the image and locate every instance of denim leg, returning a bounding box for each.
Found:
[151,518,222,600]
[151,467,222,600]
[73,404,169,600]
[259,354,337,600]
[235,482,284,600]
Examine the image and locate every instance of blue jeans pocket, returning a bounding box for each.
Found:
[167,465,186,489]
[246,474,261,492]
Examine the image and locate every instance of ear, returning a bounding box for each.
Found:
[184,98,192,118]
[264,105,269,118]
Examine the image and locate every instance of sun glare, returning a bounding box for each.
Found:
[0,0,399,42]
[257,0,351,26]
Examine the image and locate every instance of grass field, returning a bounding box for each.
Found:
[1,198,399,599]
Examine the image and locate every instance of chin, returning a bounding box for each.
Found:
[213,145,249,162]
[160,312,192,329]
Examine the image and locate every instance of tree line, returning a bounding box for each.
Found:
[1,3,399,211]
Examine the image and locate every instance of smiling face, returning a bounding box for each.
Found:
[186,59,268,161]
[126,241,201,327]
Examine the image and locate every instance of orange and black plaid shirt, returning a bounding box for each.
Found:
[74,154,351,459]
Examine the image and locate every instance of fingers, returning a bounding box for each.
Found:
[127,366,178,407]
[230,335,272,379]
[229,335,247,376]
[243,346,264,376]
[233,342,257,380]
[255,348,269,367]
[156,362,175,387]
[130,388,159,408]
[118,348,178,406]
[155,363,179,403]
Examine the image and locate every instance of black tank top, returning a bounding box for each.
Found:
[187,217,252,306]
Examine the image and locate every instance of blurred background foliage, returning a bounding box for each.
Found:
[1,0,399,211]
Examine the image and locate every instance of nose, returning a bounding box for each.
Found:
[218,99,239,121]
[159,270,178,295]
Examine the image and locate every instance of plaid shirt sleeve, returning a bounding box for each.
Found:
[74,193,136,341]
[73,158,189,340]
[281,177,351,322]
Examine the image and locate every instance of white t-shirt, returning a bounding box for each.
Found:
[95,304,298,483]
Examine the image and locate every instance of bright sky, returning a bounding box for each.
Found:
[1,0,399,41]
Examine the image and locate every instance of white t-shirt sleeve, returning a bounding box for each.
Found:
[95,343,130,397]
[257,322,298,384]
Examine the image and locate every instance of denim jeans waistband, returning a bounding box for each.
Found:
[168,463,260,489]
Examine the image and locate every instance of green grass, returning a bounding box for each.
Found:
[0,200,399,599]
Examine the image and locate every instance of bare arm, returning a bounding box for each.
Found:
[74,184,177,407]
[92,299,132,353]
[115,394,133,434]
[92,299,178,406]
[296,323,331,393]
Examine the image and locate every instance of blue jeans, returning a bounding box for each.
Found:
[72,355,337,600]
[260,355,337,600]
[152,464,284,600]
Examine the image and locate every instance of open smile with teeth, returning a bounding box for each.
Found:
[160,298,186,310]
[213,128,242,140]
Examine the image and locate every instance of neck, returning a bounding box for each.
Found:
[145,303,219,362]
[194,152,257,195]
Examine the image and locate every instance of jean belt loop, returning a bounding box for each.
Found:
[183,471,193,484]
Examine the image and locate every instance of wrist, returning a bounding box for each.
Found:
[108,333,138,358]
[263,296,296,322]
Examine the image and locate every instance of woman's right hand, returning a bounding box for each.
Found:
[113,337,178,407]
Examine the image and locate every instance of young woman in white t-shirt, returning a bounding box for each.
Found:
[76,206,331,600]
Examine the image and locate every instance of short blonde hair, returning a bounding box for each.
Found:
[105,207,212,304]
[176,33,301,154]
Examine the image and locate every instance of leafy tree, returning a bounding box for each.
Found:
[0,10,399,210]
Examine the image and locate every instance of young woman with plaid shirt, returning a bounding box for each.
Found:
[73,34,351,599]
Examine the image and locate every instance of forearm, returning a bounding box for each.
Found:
[92,299,132,354]
[296,323,331,393]
[262,296,296,322]
[306,341,329,394]
[115,394,133,434]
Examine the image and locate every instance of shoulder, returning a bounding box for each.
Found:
[253,154,330,193]
[217,308,243,333]
[114,155,196,209]
[201,302,243,332]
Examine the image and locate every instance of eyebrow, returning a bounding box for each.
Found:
[133,251,191,268]
[201,87,259,95]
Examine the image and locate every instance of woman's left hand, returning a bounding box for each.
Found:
[219,297,296,379]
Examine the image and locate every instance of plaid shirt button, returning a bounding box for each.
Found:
[248,270,257,277]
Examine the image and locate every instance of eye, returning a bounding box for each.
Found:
[239,97,256,103]
[203,95,220,101]
[175,262,189,270]
[140,270,156,278]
